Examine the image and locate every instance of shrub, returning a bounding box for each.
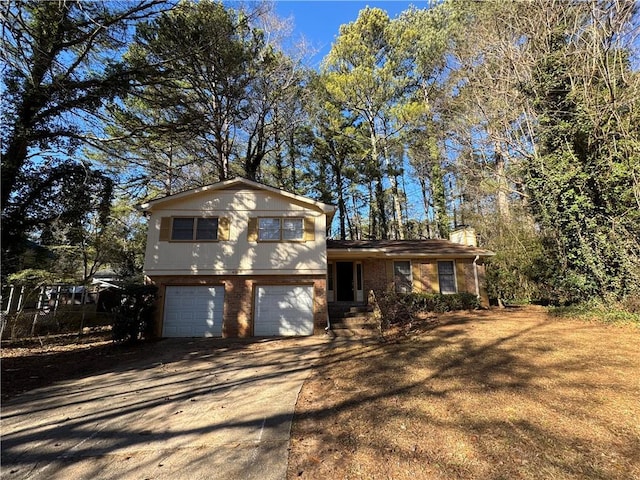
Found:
[400,292,480,313]
[376,291,480,326]
[111,284,157,343]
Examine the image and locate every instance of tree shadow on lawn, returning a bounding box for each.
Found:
[289,310,640,480]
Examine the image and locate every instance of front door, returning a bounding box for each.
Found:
[336,262,354,301]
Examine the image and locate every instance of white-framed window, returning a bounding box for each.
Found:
[171,217,218,241]
[438,260,457,294]
[394,261,412,293]
[258,217,304,241]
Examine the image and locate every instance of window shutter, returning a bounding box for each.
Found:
[303,217,315,241]
[159,217,171,241]
[427,262,438,293]
[385,261,394,289]
[247,217,258,242]
[218,217,230,241]
[456,261,467,292]
[412,263,422,292]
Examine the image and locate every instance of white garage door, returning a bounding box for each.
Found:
[163,286,224,337]
[254,285,314,336]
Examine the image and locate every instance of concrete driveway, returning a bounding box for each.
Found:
[1,336,328,480]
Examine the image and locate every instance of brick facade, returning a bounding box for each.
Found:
[362,260,390,295]
[338,258,490,307]
[146,274,328,338]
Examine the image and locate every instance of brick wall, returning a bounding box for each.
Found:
[362,260,390,296]
[350,258,490,307]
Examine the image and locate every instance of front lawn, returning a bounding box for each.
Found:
[288,306,640,480]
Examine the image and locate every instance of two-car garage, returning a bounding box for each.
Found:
[162,284,315,337]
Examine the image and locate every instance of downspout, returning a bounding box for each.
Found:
[473,255,480,302]
[325,276,331,333]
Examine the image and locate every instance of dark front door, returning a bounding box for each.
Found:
[336,262,354,301]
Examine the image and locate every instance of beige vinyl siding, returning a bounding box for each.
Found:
[144,188,327,277]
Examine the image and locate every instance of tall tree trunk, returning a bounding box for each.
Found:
[375,175,388,239]
[1,2,70,211]
[165,143,173,196]
[431,161,449,239]
[494,147,510,219]
[335,169,348,239]
[486,124,511,219]
[368,128,389,239]
[383,140,405,239]
[289,129,297,193]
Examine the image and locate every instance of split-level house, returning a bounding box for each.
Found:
[140,177,494,337]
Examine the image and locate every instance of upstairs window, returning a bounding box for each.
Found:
[258,217,304,241]
[438,261,457,294]
[171,217,218,241]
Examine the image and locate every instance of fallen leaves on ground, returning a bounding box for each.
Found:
[287,306,640,480]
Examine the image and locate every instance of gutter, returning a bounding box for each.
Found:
[326,249,495,259]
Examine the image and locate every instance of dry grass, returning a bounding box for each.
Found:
[288,306,640,480]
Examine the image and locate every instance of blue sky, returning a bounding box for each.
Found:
[273,1,430,66]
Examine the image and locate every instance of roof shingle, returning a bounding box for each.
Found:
[326,239,494,257]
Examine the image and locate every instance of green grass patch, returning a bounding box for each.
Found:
[550,301,640,327]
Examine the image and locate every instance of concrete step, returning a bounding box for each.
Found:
[341,310,374,319]
[331,317,378,330]
[331,316,380,335]
[328,304,378,339]
[328,303,370,311]
[347,305,374,313]
[328,304,374,319]
[330,327,381,340]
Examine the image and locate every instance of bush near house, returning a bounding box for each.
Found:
[111,285,157,343]
[399,292,480,312]
[376,292,480,327]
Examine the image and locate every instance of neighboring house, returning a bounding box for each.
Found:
[140,178,494,338]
